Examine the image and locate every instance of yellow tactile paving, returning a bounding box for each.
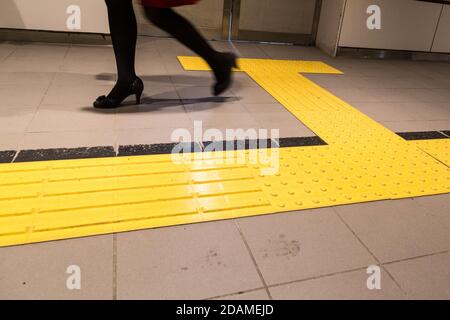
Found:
[0,57,449,247]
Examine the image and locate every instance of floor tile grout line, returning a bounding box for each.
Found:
[113,233,118,300]
[266,266,368,290]
[206,250,442,300]
[382,119,450,123]
[0,44,19,63]
[204,286,267,300]
[154,45,192,118]
[332,208,381,263]
[380,249,450,299]
[5,56,60,158]
[380,266,407,297]
[233,219,273,300]
[382,249,450,266]
[18,47,66,155]
[331,207,407,295]
[62,42,72,62]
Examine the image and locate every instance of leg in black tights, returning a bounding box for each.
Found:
[104,0,138,100]
[97,1,236,108]
[144,7,236,95]
[144,7,218,67]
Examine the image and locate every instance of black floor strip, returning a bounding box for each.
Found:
[279,137,327,148]
[0,151,16,163]
[397,131,448,141]
[14,146,116,163]
[202,137,327,152]
[2,131,449,163]
[118,142,203,157]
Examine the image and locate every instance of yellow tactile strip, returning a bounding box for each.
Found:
[0,57,448,247]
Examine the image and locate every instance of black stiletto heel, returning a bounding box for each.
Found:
[232,58,238,69]
[213,52,238,96]
[136,91,142,105]
[93,77,144,109]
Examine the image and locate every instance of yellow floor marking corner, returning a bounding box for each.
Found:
[0,57,449,247]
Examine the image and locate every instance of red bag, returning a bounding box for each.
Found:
[141,0,200,8]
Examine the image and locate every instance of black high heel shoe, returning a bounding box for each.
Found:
[212,52,238,96]
[93,77,144,109]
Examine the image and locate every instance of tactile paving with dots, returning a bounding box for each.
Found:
[0,57,448,247]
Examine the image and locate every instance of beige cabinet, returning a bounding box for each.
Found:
[316,0,346,56]
[339,0,442,52]
[432,5,450,53]
[317,0,450,55]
